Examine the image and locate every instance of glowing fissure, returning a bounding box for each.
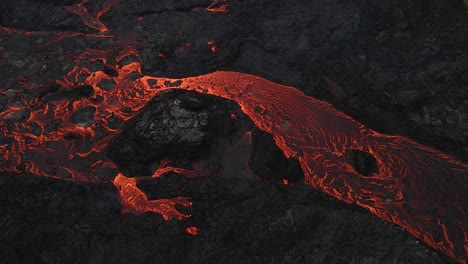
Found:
[66,0,127,32]
[206,0,229,13]
[0,26,115,46]
[1,23,467,264]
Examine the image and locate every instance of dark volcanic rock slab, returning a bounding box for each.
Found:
[249,128,304,183]
[107,90,255,176]
[0,171,457,264]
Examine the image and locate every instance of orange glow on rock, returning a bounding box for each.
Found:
[185,226,199,236]
[206,0,229,13]
[207,41,217,52]
[66,0,127,32]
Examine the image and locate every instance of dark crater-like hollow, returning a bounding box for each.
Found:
[346,149,379,176]
[249,129,304,183]
[106,90,304,184]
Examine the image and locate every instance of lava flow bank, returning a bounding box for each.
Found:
[1,49,467,262]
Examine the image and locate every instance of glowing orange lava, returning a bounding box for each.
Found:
[66,0,127,32]
[185,226,199,236]
[207,41,217,52]
[206,0,229,13]
[114,173,192,220]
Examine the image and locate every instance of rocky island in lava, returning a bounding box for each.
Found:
[0,0,467,263]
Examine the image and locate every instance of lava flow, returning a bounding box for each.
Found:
[66,0,127,32]
[206,0,229,13]
[1,10,467,264]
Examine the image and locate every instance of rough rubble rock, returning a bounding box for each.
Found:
[107,90,254,176]
[111,91,304,182]
[69,106,96,127]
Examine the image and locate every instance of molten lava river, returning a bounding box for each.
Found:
[0,2,467,263]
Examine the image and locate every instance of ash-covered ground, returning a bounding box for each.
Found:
[0,0,467,263]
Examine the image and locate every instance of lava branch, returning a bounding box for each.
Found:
[66,0,128,32]
[113,157,206,220]
[0,26,115,46]
[113,173,192,220]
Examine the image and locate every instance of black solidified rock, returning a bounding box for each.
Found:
[69,106,96,128]
[106,90,254,176]
[346,149,380,176]
[43,85,94,102]
[249,128,304,183]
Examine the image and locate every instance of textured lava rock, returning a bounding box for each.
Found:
[107,90,254,176]
[69,106,96,127]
